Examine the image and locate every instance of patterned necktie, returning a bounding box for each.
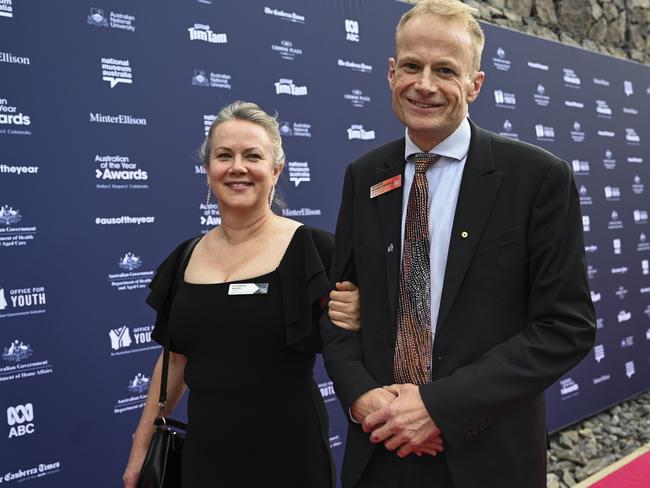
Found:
[393,152,440,385]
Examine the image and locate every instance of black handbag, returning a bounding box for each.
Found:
[136,237,200,488]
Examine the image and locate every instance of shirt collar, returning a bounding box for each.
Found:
[404,117,471,162]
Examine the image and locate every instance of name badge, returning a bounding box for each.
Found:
[370,175,402,199]
[228,283,269,295]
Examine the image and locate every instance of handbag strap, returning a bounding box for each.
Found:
[158,236,202,413]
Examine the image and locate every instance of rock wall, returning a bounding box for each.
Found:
[401,0,649,65]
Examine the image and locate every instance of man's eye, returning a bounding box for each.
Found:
[403,63,419,71]
[438,67,454,75]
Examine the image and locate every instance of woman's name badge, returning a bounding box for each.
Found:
[370,175,401,199]
[228,283,269,295]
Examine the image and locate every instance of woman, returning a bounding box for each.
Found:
[123,101,360,487]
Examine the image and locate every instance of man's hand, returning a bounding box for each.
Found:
[328,281,361,331]
[350,387,397,423]
[363,383,443,458]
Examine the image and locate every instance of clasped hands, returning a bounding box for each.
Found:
[352,384,444,458]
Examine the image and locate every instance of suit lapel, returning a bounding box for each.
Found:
[437,122,502,330]
[372,139,405,323]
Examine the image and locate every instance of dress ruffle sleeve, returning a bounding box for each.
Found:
[278,226,334,352]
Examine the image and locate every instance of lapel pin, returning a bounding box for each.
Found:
[387,243,394,253]
[461,231,469,239]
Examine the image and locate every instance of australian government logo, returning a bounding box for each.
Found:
[492,47,510,71]
[101,58,133,87]
[192,70,231,89]
[264,6,305,24]
[533,85,550,107]
[345,89,370,108]
[200,202,221,230]
[109,325,158,356]
[188,23,227,43]
[271,40,302,61]
[279,121,311,138]
[108,252,154,291]
[87,8,135,32]
[94,154,149,190]
[0,97,32,135]
[0,205,37,248]
[1,340,55,384]
[0,285,46,319]
[1,461,61,484]
[0,0,12,18]
[115,373,149,414]
[338,59,372,74]
[89,112,147,126]
[288,161,310,186]
[499,120,518,140]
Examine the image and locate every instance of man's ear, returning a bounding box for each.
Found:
[387,57,396,89]
[467,70,485,104]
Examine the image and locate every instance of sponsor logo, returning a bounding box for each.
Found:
[597,130,615,137]
[618,310,631,323]
[95,216,154,225]
[611,266,628,275]
[585,244,597,253]
[578,185,592,205]
[533,84,550,107]
[337,59,372,74]
[638,232,650,252]
[641,286,650,294]
[0,51,30,65]
[624,80,634,96]
[492,47,510,71]
[1,461,61,483]
[347,124,375,140]
[582,216,590,232]
[0,285,46,319]
[279,121,311,138]
[596,100,612,118]
[494,90,516,109]
[613,238,622,255]
[593,78,610,86]
[587,265,597,279]
[274,78,307,96]
[345,19,359,42]
[89,113,147,126]
[87,8,135,31]
[192,70,231,89]
[0,162,38,175]
[114,374,149,414]
[2,340,33,363]
[608,210,623,230]
[109,325,158,356]
[615,286,628,299]
[596,318,604,329]
[271,39,302,61]
[590,290,600,302]
[625,361,635,378]
[564,100,583,108]
[604,185,621,201]
[534,124,555,142]
[559,377,579,398]
[318,380,337,403]
[344,88,370,108]
[101,58,132,87]
[0,205,36,248]
[108,253,154,291]
[281,208,322,217]
[627,156,643,164]
[571,159,589,175]
[7,403,34,438]
[634,209,648,224]
[94,155,149,190]
[200,202,220,230]
[0,0,12,18]
[563,68,581,88]
[0,97,32,135]
[633,175,644,194]
[264,6,305,23]
[594,344,605,362]
[593,374,610,385]
[603,149,616,170]
[203,114,216,136]
[643,259,649,275]
[570,121,585,142]
[527,61,548,70]
[499,119,518,139]
[287,161,310,186]
[625,128,640,145]
[188,24,227,43]
[623,107,638,115]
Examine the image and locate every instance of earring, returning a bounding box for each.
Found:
[268,184,276,208]
[206,185,212,207]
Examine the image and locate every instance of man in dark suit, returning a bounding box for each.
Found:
[321,1,596,487]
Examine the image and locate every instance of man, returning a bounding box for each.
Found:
[321,1,596,487]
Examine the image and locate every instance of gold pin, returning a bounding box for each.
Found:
[461,231,469,239]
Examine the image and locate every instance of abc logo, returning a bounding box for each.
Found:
[7,403,35,438]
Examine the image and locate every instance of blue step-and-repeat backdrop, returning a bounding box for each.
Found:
[1,0,649,485]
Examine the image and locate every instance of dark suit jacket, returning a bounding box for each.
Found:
[321,120,596,488]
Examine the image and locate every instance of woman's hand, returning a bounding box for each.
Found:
[328,281,361,331]
[123,444,148,488]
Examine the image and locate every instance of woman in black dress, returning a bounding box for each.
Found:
[123,101,360,487]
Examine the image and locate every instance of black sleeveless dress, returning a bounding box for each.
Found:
[147,226,334,487]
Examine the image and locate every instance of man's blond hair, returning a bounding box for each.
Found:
[396,0,485,71]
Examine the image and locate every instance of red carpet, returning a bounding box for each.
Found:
[585,448,650,488]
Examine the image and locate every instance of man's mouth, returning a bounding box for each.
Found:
[408,98,439,109]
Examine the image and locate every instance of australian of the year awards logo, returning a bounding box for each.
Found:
[114,373,149,414]
[108,252,154,291]
[0,340,54,383]
[274,78,307,96]
[347,124,375,141]
[0,161,39,175]
[192,69,231,89]
[279,121,311,138]
[345,19,359,42]
[0,285,46,319]
[559,377,579,399]
[0,97,32,135]
[200,202,221,230]
[101,58,133,87]
[563,68,581,88]
[0,205,37,248]
[94,154,149,190]
[109,325,158,356]
[596,100,612,118]
[87,8,135,31]
[188,23,227,43]
[625,128,640,145]
[95,215,154,225]
[0,0,13,18]
[287,161,310,186]
[7,402,35,439]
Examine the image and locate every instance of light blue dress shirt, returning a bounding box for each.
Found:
[401,117,471,339]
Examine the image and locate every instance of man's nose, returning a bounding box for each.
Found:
[415,69,437,93]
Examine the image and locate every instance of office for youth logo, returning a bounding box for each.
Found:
[109,325,157,356]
